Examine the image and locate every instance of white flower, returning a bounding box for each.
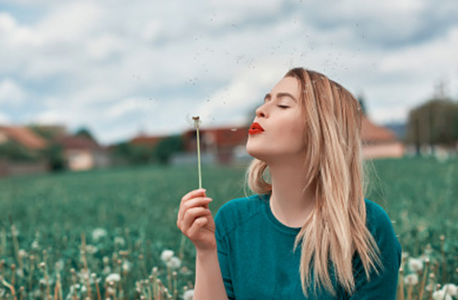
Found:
[183,289,194,300]
[426,283,434,292]
[85,245,98,255]
[432,290,452,300]
[442,284,458,296]
[31,240,40,249]
[402,252,409,260]
[105,273,121,283]
[166,256,181,269]
[404,274,418,286]
[122,260,131,272]
[408,258,423,272]
[103,266,111,275]
[161,250,174,262]
[55,260,64,272]
[114,237,125,246]
[18,249,28,258]
[92,228,107,242]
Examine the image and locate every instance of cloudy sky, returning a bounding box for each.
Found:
[0,0,457,146]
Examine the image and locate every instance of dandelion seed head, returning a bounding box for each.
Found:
[442,284,457,297]
[183,289,194,300]
[404,274,418,286]
[161,250,174,262]
[166,256,182,269]
[408,257,424,272]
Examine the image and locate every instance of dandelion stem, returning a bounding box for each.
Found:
[192,116,202,189]
[418,259,429,300]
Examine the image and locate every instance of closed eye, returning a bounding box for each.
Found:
[277,105,289,109]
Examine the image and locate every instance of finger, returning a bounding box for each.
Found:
[187,216,209,238]
[178,196,212,222]
[182,206,212,232]
[180,189,206,212]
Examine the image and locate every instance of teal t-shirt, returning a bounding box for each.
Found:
[214,193,402,300]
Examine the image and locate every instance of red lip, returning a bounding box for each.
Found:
[249,122,264,135]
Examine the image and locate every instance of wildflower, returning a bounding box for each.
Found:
[85,245,98,255]
[105,273,121,283]
[92,228,107,242]
[31,240,40,249]
[166,256,181,269]
[55,260,64,272]
[161,250,174,262]
[402,252,409,260]
[18,249,28,258]
[114,237,125,246]
[442,284,457,297]
[404,274,418,286]
[408,258,423,272]
[103,266,111,275]
[183,289,194,300]
[11,226,19,237]
[432,290,452,300]
[425,283,434,292]
[122,260,131,273]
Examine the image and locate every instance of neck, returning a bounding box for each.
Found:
[268,160,317,228]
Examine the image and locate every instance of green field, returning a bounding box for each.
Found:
[0,157,457,299]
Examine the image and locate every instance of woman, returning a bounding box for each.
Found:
[177,67,402,299]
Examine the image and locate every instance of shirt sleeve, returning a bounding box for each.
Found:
[214,208,236,300]
[347,206,402,300]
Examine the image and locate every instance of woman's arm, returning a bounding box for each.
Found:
[194,248,229,300]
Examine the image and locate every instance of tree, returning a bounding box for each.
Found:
[75,127,96,142]
[357,94,368,115]
[406,97,458,155]
[152,135,184,165]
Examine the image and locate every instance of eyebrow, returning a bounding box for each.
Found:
[264,92,297,102]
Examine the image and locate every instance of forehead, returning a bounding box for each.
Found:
[270,76,300,95]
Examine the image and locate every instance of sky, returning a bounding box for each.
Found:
[0,0,457,146]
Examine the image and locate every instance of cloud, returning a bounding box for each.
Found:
[0,0,457,145]
[0,79,26,104]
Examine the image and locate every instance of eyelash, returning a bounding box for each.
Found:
[277,105,289,109]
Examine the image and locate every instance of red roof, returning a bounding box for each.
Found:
[55,135,105,151]
[361,115,397,143]
[130,135,164,148]
[0,126,48,150]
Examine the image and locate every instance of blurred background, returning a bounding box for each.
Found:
[0,0,457,174]
[0,1,457,299]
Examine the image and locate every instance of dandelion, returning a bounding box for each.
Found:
[114,236,125,246]
[92,228,107,242]
[161,250,174,262]
[183,289,194,300]
[408,257,423,272]
[166,257,181,269]
[85,245,98,255]
[432,290,452,300]
[122,260,131,273]
[18,249,28,258]
[105,273,121,283]
[31,240,39,249]
[442,284,457,297]
[404,274,418,286]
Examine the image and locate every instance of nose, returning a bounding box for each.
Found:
[255,104,267,118]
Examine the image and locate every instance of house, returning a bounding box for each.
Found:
[55,135,111,171]
[0,125,50,177]
[180,115,405,165]
[360,115,405,159]
[0,125,48,150]
[181,125,250,165]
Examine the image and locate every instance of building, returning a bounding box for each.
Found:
[55,135,111,171]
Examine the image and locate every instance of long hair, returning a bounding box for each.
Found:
[245,68,384,297]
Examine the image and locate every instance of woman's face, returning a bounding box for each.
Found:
[246,76,307,163]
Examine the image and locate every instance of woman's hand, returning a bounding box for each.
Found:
[177,189,217,253]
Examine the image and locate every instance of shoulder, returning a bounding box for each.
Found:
[363,198,402,260]
[214,193,266,237]
[363,199,396,236]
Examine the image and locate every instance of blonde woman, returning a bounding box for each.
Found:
[177,67,402,299]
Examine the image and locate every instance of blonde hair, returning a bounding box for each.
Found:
[244,68,384,297]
